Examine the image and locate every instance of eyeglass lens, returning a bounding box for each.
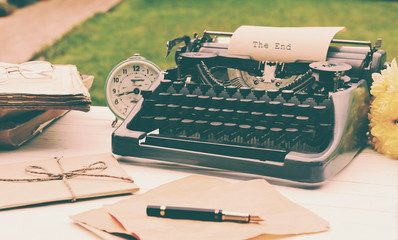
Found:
[0,67,7,82]
[0,66,7,75]
[19,61,54,78]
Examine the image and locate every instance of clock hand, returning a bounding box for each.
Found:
[117,90,139,96]
[131,79,145,82]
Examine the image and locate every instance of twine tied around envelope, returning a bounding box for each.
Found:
[0,157,134,202]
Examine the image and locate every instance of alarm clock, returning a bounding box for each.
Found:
[105,54,161,125]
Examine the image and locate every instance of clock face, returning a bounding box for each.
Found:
[105,58,161,120]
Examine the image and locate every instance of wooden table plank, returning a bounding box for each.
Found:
[0,106,396,240]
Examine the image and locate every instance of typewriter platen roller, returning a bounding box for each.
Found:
[112,26,386,184]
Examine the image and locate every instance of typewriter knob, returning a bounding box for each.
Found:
[105,53,161,124]
[309,61,352,92]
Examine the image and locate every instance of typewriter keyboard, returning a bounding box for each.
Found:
[129,79,334,154]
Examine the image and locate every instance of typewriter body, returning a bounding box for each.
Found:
[112,27,386,184]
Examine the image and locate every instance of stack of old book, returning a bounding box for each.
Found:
[0,62,93,148]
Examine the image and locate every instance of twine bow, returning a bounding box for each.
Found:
[0,157,134,202]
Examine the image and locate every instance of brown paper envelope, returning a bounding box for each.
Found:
[100,175,329,240]
[75,221,127,240]
[72,209,296,240]
[0,153,139,210]
[71,175,229,238]
[71,207,136,240]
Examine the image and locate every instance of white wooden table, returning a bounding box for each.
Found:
[0,107,396,240]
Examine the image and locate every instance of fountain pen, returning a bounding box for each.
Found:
[146,205,263,223]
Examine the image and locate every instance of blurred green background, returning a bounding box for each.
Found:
[32,0,398,106]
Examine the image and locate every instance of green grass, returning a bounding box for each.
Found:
[32,0,398,106]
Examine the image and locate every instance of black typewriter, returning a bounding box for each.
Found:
[112,28,386,184]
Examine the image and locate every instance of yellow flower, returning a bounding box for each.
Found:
[369,58,398,159]
[371,59,398,96]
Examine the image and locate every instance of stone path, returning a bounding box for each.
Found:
[0,0,123,63]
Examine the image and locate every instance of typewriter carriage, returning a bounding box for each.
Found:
[170,31,386,93]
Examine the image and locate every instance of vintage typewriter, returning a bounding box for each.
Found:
[112,26,386,184]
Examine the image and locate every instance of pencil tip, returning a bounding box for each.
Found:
[250,216,264,222]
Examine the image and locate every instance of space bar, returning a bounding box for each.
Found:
[144,135,287,162]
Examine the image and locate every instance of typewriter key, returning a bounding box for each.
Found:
[154,116,167,133]
[267,89,280,100]
[225,98,238,110]
[185,94,198,106]
[281,90,294,101]
[213,85,225,96]
[181,119,195,136]
[181,106,193,116]
[159,80,172,91]
[296,92,309,103]
[195,120,210,138]
[225,85,238,97]
[167,104,180,117]
[253,88,266,100]
[313,93,328,104]
[172,81,185,93]
[221,109,235,121]
[224,123,238,141]
[239,125,253,143]
[197,95,210,107]
[154,104,167,116]
[193,107,206,119]
[282,102,295,114]
[168,118,182,135]
[199,84,211,94]
[186,82,198,93]
[253,100,266,112]
[239,87,251,98]
[171,93,184,104]
[140,89,153,99]
[158,92,171,103]
[210,122,224,139]
[239,98,253,111]
[251,112,264,123]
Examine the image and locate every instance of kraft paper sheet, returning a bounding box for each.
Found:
[0,153,139,210]
[228,25,345,63]
[71,175,329,240]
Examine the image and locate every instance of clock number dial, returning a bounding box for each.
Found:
[105,56,161,120]
[133,65,140,71]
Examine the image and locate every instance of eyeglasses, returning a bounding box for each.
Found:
[0,61,55,80]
